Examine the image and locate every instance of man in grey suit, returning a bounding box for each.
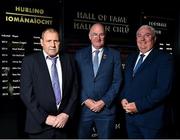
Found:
[75,23,122,139]
[20,28,78,138]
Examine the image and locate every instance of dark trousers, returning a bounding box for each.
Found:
[126,121,168,139]
[78,118,115,139]
[28,128,67,139]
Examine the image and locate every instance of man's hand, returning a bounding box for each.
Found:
[45,113,69,128]
[84,99,96,109]
[84,99,105,112]
[90,100,105,112]
[45,115,57,126]
[121,99,129,110]
[125,102,138,114]
[121,99,138,114]
[53,113,69,128]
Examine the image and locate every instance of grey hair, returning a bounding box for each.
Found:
[41,28,59,39]
[136,25,156,40]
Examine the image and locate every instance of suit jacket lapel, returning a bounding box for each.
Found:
[83,47,94,77]
[59,53,66,99]
[39,52,53,88]
[96,47,108,77]
[130,53,139,76]
[38,52,56,104]
[134,49,157,74]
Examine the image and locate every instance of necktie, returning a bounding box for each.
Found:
[93,50,100,76]
[50,57,61,105]
[133,54,145,75]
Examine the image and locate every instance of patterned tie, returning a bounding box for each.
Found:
[50,57,61,105]
[133,54,145,75]
[93,50,100,76]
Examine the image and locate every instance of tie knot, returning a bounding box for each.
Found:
[140,54,145,58]
[95,50,99,54]
[139,54,145,62]
[49,57,58,64]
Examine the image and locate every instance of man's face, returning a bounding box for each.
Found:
[136,27,155,53]
[89,24,105,49]
[40,31,60,57]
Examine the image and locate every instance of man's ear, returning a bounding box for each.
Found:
[40,38,43,46]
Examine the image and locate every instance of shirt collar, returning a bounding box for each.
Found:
[43,50,59,60]
[91,45,103,53]
[139,48,153,57]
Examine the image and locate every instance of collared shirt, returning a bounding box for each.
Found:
[134,49,152,69]
[43,51,62,108]
[91,46,104,66]
[81,46,103,106]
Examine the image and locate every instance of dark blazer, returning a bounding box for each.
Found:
[75,46,122,116]
[20,51,78,133]
[121,48,174,129]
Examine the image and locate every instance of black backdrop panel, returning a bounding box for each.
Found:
[0,0,62,138]
[0,0,62,97]
[63,1,140,52]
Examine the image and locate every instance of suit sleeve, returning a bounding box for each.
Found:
[20,56,48,125]
[61,55,78,117]
[101,51,122,107]
[119,54,132,101]
[75,51,89,104]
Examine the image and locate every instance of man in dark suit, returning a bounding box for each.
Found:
[75,23,122,139]
[20,28,78,138]
[120,25,174,138]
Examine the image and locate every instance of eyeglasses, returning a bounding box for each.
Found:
[91,33,105,38]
